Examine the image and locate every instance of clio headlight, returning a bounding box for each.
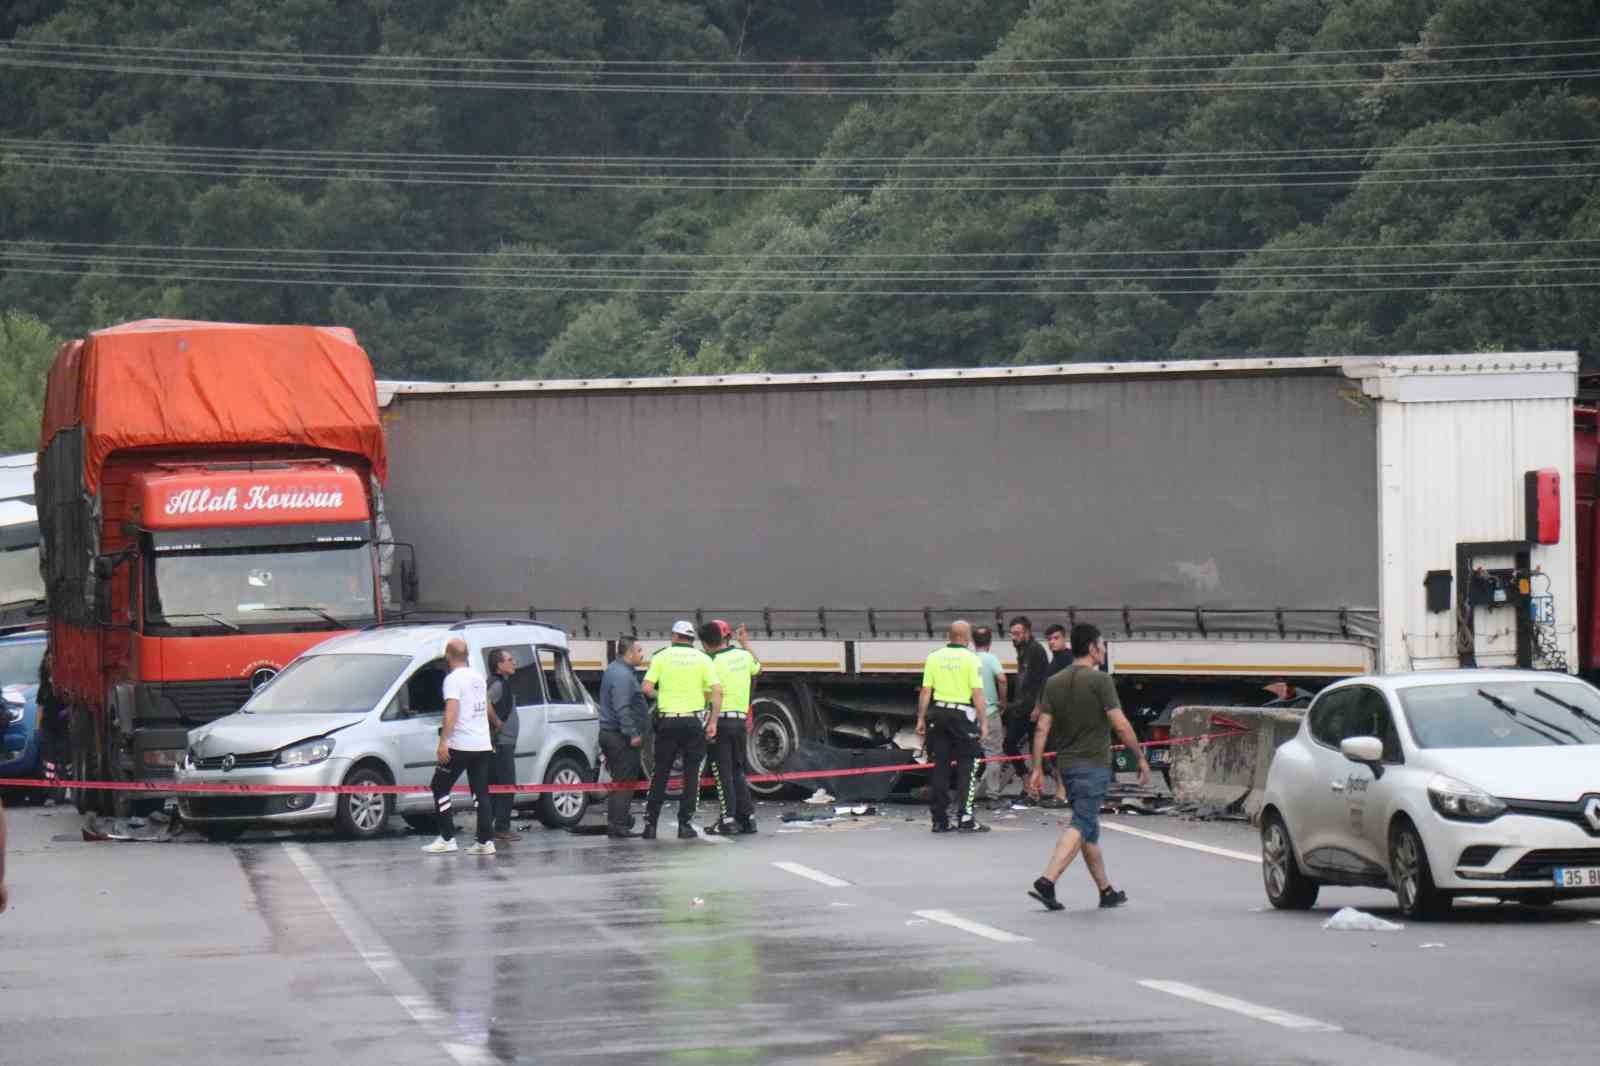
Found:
[1427,774,1506,822]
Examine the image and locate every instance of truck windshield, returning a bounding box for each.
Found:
[1400,681,1600,748]
[243,653,409,714]
[145,543,376,634]
[0,639,44,687]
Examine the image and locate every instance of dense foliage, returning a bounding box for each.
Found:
[2,0,1596,381]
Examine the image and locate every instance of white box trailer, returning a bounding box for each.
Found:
[378,353,1579,780]
[0,452,44,628]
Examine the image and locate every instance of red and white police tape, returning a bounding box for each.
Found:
[0,720,1247,798]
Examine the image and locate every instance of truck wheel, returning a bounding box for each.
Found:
[335,766,394,840]
[70,710,94,815]
[748,690,804,796]
[536,753,590,829]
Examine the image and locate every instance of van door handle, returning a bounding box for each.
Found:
[1329,781,1346,792]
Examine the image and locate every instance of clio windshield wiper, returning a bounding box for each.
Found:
[1475,689,1580,744]
[241,604,344,626]
[160,611,240,633]
[1533,687,1600,734]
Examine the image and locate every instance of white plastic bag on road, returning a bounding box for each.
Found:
[1322,907,1405,932]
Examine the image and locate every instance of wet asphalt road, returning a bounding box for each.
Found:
[2,796,1597,1065]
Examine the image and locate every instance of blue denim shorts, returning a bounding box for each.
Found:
[1065,766,1113,843]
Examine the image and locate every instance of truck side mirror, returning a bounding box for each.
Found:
[400,559,419,605]
[93,555,115,581]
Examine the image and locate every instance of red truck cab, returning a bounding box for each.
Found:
[37,320,388,815]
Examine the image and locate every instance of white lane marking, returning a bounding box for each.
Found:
[772,861,853,888]
[1101,821,1261,864]
[912,909,1031,944]
[283,843,497,1066]
[1139,980,1341,1032]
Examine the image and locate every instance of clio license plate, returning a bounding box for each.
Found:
[1552,866,1600,888]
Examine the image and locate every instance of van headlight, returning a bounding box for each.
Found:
[3,704,22,726]
[1427,774,1505,822]
[275,737,336,768]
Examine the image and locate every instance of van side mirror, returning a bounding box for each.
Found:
[1340,735,1385,777]
[93,555,115,581]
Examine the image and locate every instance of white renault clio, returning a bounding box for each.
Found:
[177,619,599,841]
[1261,670,1600,919]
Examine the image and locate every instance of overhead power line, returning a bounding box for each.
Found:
[4,34,1599,70]
[7,237,1600,261]
[4,145,1596,192]
[4,135,1596,167]
[7,248,1600,282]
[1,42,1596,95]
[7,263,1597,298]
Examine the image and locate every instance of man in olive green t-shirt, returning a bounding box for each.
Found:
[1027,624,1149,912]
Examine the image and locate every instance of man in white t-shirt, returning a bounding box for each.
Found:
[422,637,496,856]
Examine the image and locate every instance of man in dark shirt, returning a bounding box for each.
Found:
[486,650,521,844]
[597,636,649,838]
[1027,624,1150,912]
[1003,616,1050,801]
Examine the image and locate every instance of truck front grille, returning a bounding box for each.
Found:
[147,680,255,724]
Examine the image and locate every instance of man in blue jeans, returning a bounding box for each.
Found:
[1026,623,1150,911]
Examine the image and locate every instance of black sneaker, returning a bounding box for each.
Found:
[1028,877,1064,912]
[931,821,955,834]
[957,818,990,833]
[641,822,657,841]
[736,819,758,835]
[1098,886,1128,909]
[704,820,738,837]
[677,824,699,840]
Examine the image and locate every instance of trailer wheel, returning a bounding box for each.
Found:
[748,690,805,796]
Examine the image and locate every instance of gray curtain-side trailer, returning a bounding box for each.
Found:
[378,353,1578,779]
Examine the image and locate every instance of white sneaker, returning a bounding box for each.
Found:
[421,837,458,854]
[464,841,497,856]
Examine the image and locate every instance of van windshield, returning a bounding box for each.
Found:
[244,654,409,715]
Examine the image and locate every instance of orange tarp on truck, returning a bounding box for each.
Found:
[39,319,387,491]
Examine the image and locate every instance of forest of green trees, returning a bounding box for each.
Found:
[2,0,1596,447]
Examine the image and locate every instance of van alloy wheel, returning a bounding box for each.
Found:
[551,766,584,820]
[347,790,387,834]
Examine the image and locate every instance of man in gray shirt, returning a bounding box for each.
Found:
[597,636,649,838]
[486,649,521,844]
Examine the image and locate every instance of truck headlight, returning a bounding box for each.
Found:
[1427,774,1505,822]
[3,704,22,726]
[275,737,336,768]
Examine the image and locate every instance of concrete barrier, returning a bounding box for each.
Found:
[1169,705,1304,823]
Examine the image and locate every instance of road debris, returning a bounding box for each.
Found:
[1419,943,1446,949]
[1322,907,1405,932]
[690,898,705,908]
[81,814,185,843]
[804,789,837,805]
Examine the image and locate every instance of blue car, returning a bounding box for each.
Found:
[0,629,47,800]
